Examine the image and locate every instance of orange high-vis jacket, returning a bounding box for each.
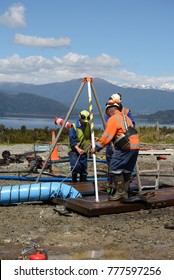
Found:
[121,107,129,115]
[96,111,140,150]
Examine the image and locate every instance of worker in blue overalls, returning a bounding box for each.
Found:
[68,110,91,182]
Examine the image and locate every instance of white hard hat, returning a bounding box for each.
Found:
[108,93,122,105]
[105,103,119,113]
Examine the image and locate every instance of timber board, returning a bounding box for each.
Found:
[52,181,174,217]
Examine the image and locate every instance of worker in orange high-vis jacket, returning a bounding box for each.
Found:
[91,102,140,201]
[105,93,135,166]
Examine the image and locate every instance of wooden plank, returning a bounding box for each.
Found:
[66,179,170,196]
[52,187,174,217]
[68,182,96,196]
[64,195,149,216]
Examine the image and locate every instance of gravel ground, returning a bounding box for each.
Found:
[0,144,174,260]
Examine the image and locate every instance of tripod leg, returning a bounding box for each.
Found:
[36,81,86,183]
[91,83,106,129]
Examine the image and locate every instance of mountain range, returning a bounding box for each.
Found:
[0,78,174,118]
[0,91,78,118]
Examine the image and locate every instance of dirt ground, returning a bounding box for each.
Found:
[0,143,174,260]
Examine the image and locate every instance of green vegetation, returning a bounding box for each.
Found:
[137,125,174,144]
[0,124,174,145]
[0,124,69,145]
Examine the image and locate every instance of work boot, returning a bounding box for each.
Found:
[123,171,131,197]
[72,173,77,183]
[80,174,87,182]
[108,172,127,201]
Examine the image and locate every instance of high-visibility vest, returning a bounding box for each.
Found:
[97,111,140,150]
[69,123,91,153]
[113,114,140,150]
[121,107,129,116]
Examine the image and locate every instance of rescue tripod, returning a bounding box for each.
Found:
[36,77,106,203]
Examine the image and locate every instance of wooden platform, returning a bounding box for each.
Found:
[52,180,174,217]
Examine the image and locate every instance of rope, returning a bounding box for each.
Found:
[59,144,91,187]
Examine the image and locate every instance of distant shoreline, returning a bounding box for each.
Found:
[2,113,78,118]
[1,116,174,130]
[1,115,174,126]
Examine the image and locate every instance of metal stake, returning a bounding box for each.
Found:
[86,77,99,203]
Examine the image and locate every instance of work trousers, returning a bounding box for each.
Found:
[69,151,88,176]
[106,144,114,165]
[110,149,139,173]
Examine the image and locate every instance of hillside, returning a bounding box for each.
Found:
[0,78,174,115]
[0,91,78,117]
[144,110,174,124]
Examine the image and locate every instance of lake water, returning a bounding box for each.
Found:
[0,116,174,130]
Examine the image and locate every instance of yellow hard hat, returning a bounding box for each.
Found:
[79,110,90,123]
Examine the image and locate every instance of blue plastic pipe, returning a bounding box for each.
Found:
[0,182,82,206]
[0,175,108,182]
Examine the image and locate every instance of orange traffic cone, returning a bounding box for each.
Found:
[51,131,59,160]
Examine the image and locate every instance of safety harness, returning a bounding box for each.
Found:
[114,113,138,149]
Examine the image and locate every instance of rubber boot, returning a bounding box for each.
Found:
[107,168,112,187]
[72,173,77,183]
[108,172,126,201]
[80,174,87,182]
[123,172,131,198]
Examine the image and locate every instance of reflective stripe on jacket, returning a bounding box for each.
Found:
[121,107,129,115]
[96,111,140,150]
[122,107,135,126]
[105,106,135,126]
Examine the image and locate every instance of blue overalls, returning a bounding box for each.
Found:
[69,120,91,181]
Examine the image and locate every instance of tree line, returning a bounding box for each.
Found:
[0,124,174,145]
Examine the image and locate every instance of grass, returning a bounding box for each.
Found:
[1,125,174,145]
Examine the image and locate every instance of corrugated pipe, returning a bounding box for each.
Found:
[0,182,82,206]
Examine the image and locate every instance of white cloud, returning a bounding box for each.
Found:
[0,3,26,28]
[13,34,71,48]
[62,53,121,68]
[95,53,121,67]
[0,53,174,90]
[111,69,174,89]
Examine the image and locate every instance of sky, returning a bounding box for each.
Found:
[0,0,174,89]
